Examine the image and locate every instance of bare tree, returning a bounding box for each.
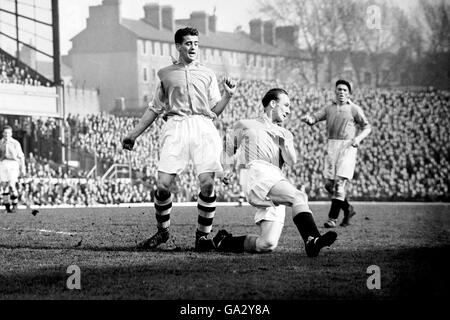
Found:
[419,0,450,54]
[258,0,346,84]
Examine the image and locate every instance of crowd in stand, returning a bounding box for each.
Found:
[5,79,450,205]
[0,52,49,86]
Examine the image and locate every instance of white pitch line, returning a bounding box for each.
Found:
[15,201,450,210]
[0,227,76,236]
[33,229,77,236]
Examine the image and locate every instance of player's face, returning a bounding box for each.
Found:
[3,128,12,139]
[335,84,350,104]
[272,94,291,124]
[176,35,199,64]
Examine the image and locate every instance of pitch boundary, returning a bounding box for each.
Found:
[14,201,450,210]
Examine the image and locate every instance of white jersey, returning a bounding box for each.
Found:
[0,137,24,162]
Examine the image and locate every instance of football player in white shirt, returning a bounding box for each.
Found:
[0,126,26,213]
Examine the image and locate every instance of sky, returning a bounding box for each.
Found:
[0,0,418,56]
[58,0,419,55]
[59,0,258,55]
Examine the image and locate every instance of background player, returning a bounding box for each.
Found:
[301,79,371,228]
[0,126,26,213]
[211,88,337,257]
[122,27,236,251]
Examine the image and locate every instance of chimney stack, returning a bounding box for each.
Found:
[263,21,275,45]
[190,11,209,34]
[161,5,174,31]
[275,26,299,46]
[208,15,217,33]
[143,3,161,29]
[249,19,263,43]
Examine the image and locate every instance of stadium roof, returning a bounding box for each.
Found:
[120,18,307,59]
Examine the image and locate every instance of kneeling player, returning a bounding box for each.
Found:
[206,88,337,257]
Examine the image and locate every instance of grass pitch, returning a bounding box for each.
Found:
[0,203,449,300]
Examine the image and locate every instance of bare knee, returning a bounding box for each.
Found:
[334,179,347,200]
[256,237,278,253]
[156,181,171,199]
[324,179,334,195]
[198,175,215,197]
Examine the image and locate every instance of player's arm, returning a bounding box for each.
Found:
[123,82,164,150]
[301,107,327,126]
[123,108,159,149]
[17,142,26,175]
[221,121,246,185]
[211,77,237,117]
[222,121,244,166]
[279,130,297,166]
[351,105,372,147]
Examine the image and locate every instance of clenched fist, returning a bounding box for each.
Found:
[301,115,315,126]
[223,77,237,97]
[122,136,135,150]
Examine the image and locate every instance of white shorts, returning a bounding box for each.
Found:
[324,139,357,180]
[243,160,286,208]
[254,205,286,225]
[157,115,223,175]
[0,160,20,183]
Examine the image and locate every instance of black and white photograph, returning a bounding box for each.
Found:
[0,0,449,314]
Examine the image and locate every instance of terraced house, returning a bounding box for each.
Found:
[66,0,306,111]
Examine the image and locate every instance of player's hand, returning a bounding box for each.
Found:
[122,135,135,151]
[223,77,237,97]
[351,138,360,148]
[267,126,286,140]
[222,171,233,185]
[301,115,314,125]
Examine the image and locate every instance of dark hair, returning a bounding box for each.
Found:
[335,79,352,93]
[262,88,289,108]
[3,125,12,131]
[174,27,199,44]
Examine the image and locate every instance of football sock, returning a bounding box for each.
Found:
[154,191,172,230]
[219,235,248,253]
[328,199,344,219]
[10,191,18,207]
[2,192,10,207]
[342,198,350,214]
[197,192,216,236]
[293,212,321,243]
[244,235,258,252]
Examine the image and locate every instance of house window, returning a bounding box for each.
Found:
[143,67,148,83]
[151,41,155,55]
[142,40,147,55]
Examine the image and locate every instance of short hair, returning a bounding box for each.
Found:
[3,125,12,131]
[262,88,289,108]
[335,79,352,93]
[174,27,199,44]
